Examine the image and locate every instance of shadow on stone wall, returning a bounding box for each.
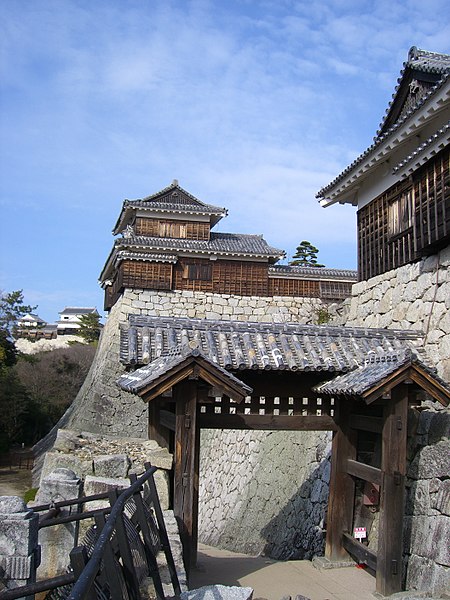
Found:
[198,429,332,560]
[260,457,330,560]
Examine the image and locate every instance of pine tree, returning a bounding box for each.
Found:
[289,241,325,267]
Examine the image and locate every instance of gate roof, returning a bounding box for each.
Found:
[119,315,423,373]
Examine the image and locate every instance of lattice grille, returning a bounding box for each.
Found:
[199,394,334,417]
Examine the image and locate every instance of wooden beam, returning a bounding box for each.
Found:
[173,380,199,575]
[325,399,357,562]
[342,532,377,572]
[346,459,382,485]
[198,413,337,431]
[376,384,408,596]
[349,414,383,433]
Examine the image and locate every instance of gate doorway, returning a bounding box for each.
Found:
[117,317,450,596]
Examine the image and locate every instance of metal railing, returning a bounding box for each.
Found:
[0,464,181,600]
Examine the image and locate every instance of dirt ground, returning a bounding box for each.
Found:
[0,466,33,499]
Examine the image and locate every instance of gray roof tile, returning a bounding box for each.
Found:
[116,232,284,260]
[314,350,450,398]
[269,265,357,280]
[117,347,252,395]
[120,315,423,373]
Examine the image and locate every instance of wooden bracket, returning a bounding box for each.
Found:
[394,471,401,486]
[391,560,398,575]
[182,474,189,487]
[185,415,191,429]
[396,417,403,430]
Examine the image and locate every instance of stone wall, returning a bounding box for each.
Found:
[336,247,450,381]
[404,408,450,596]
[198,429,331,560]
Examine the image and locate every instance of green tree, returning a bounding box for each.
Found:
[289,241,325,267]
[0,290,36,335]
[77,313,102,344]
[0,291,36,451]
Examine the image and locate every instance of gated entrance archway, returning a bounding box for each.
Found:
[118,316,450,597]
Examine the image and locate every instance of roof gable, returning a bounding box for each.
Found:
[314,350,450,406]
[378,47,450,137]
[113,181,227,235]
[117,348,252,402]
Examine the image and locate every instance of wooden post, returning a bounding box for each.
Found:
[173,378,199,574]
[325,398,357,561]
[376,384,408,596]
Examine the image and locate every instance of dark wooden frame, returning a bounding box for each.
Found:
[135,358,449,595]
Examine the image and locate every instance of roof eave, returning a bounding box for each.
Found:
[317,77,450,206]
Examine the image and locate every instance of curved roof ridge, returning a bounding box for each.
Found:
[316,69,449,200]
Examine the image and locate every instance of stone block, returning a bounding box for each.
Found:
[406,553,450,596]
[408,440,450,479]
[0,497,39,557]
[430,479,450,516]
[53,429,83,452]
[83,475,129,497]
[40,451,93,484]
[145,447,173,470]
[93,454,130,478]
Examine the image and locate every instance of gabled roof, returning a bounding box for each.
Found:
[314,350,450,406]
[18,313,46,325]
[317,47,450,206]
[117,347,252,402]
[113,180,227,235]
[119,315,423,372]
[378,47,450,136]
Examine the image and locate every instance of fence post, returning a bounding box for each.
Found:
[0,496,40,600]
[35,468,82,580]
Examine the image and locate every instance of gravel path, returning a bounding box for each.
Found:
[0,467,33,498]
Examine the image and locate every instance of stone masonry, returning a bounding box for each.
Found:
[335,247,450,381]
[198,429,331,560]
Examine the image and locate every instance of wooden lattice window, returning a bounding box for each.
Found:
[388,189,413,236]
[183,263,212,281]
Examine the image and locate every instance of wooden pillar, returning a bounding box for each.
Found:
[173,379,200,574]
[325,398,357,561]
[148,398,171,450]
[376,384,408,596]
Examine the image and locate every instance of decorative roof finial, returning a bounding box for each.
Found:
[172,179,179,186]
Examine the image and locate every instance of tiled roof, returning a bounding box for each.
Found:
[392,121,450,174]
[115,232,285,260]
[314,350,450,399]
[269,265,357,280]
[377,47,450,135]
[316,47,450,200]
[119,315,423,372]
[113,181,227,234]
[117,347,253,395]
[59,307,98,315]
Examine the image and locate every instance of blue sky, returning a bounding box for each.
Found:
[1,0,450,323]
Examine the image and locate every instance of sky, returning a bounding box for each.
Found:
[1,0,450,323]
